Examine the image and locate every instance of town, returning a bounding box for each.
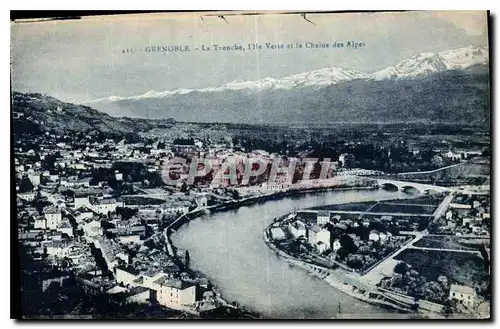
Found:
[13,92,490,319]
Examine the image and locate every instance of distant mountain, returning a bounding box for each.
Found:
[80,45,489,125]
[13,45,490,128]
[85,45,488,104]
[86,67,370,106]
[440,45,489,69]
[370,52,449,80]
[371,46,488,81]
[80,66,488,125]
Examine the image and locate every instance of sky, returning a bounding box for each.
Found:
[11,11,489,103]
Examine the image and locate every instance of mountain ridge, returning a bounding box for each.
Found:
[12,45,490,128]
[84,45,488,103]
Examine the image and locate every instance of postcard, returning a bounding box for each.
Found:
[11,10,491,320]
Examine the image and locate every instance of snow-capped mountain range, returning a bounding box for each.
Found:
[84,45,488,104]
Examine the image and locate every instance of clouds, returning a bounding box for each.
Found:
[11,11,489,104]
[429,11,488,36]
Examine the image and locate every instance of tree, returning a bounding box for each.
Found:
[19,177,34,193]
[180,182,189,193]
[336,247,349,261]
[185,250,191,269]
[339,234,357,254]
[479,244,489,271]
[42,151,61,170]
[369,220,387,233]
[232,189,241,200]
[431,155,444,168]
[342,154,356,169]
[346,254,363,269]
[428,220,442,233]
[393,261,409,275]
[417,218,429,231]
[144,239,157,250]
[359,225,370,241]
[387,225,400,236]
[116,207,138,220]
[289,239,301,254]
[358,245,371,255]
[442,300,454,317]
[60,189,75,198]
[61,257,71,269]
[437,275,448,287]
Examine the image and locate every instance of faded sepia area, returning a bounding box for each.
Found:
[12,11,488,105]
[12,11,490,320]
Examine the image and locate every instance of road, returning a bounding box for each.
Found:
[432,193,455,220]
[122,193,172,199]
[299,209,432,217]
[396,162,465,176]
[408,246,481,254]
[360,232,426,278]
[360,228,483,284]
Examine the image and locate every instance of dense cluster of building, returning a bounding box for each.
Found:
[434,194,490,236]
[14,135,239,315]
[282,210,407,270]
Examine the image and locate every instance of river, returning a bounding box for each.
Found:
[172,188,414,319]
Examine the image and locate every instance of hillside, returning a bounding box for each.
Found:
[11,92,171,136]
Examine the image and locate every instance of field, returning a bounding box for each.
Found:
[307,201,376,212]
[368,202,436,215]
[394,249,489,296]
[119,196,166,205]
[414,235,490,250]
[396,160,490,186]
[307,194,446,213]
[329,212,363,221]
[385,194,446,206]
[296,212,318,222]
[414,236,474,250]
[303,194,444,232]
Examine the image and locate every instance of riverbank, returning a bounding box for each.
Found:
[261,224,419,318]
[167,184,378,232]
[164,183,380,318]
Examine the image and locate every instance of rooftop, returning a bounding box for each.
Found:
[153,275,170,286]
[57,221,72,228]
[132,276,144,284]
[142,268,163,278]
[309,224,322,233]
[44,207,61,214]
[94,198,117,205]
[450,284,477,295]
[127,286,149,296]
[290,220,306,230]
[156,278,194,290]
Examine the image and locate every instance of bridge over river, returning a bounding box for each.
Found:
[372,178,451,194]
